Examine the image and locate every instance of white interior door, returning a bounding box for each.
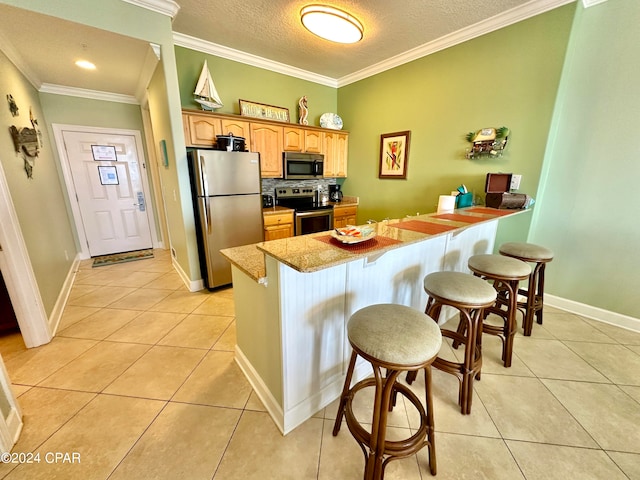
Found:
[0,355,22,453]
[61,130,153,257]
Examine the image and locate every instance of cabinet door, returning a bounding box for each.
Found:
[182,114,191,145]
[323,131,348,177]
[304,130,323,153]
[265,224,294,240]
[187,114,222,146]
[221,119,250,139]
[333,206,357,228]
[264,212,294,240]
[251,123,284,178]
[283,127,304,152]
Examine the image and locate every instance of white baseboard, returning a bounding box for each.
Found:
[234,345,285,434]
[50,254,81,336]
[171,257,203,292]
[235,345,371,435]
[546,294,640,333]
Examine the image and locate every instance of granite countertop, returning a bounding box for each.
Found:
[262,205,294,215]
[222,206,529,283]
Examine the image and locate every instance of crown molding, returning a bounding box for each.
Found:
[39,84,139,105]
[0,30,41,89]
[582,0,607,7]
[135,43,162,103]
[173,32,339,88]
[121,0,180,18]
[338,0,576,86]
[173,0,576,88]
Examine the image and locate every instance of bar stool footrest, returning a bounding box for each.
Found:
[345,378,429,460]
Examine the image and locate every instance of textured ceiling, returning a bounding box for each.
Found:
[0,3,151,96]
[171,0,531,78]
[0,0,570,98]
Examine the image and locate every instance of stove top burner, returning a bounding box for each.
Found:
[275,187,332,212]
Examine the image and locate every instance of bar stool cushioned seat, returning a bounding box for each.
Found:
[423,271,499,306]
[467,254,531,368]
[409,271,497,415]
[333,304,442,479]
[499,242,554,336]
[348,304,442,365]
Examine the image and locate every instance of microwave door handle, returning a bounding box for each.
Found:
[314,161,321,176]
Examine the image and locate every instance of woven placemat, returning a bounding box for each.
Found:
[314,235,401,253]
[432,213,488,224]
[392,220,458,235]
[464,207,514,216]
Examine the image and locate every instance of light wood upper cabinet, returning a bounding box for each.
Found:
[221,118,250,139]
[187,114,222,146]
[283,127,304,152]
[304,130,323,153]
[251,123,284,178]
[324,131,348,178]
[283,127,324,153]
[182,110,348,178]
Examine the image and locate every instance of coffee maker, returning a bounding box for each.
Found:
[329,184,343,202]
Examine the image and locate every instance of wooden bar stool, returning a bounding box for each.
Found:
[499,242,554,336]
[408,272,497,415]
[467,254,531,368]
[333,304,442,479]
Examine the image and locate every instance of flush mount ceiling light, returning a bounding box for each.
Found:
[75,60,96,70]
[300,5,363,44]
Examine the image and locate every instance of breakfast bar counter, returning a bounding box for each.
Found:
[220,206,530,434]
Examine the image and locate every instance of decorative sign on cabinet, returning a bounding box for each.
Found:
[182,109,348,178]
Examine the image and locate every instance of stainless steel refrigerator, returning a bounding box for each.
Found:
[188,149,264,289]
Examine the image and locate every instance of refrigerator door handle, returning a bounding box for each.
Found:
[200,156,209,197]
[204,197,211,234]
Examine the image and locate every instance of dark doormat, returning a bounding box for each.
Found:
[92,249,154,268]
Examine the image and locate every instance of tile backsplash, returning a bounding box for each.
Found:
[261,178,337,196]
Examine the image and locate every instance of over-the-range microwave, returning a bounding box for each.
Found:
[283,152,324,179]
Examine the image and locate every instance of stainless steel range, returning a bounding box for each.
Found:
[275,187,333,236]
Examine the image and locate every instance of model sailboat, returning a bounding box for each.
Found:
[193,60,223,111]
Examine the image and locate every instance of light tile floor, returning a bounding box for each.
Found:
[1,249,640,479]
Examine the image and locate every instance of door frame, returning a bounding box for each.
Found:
[0,161,51,348]
[52,124,162,260]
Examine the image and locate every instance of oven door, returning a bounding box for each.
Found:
[295,209,333,236]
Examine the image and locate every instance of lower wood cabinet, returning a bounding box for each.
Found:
[333,205,357,228]
[264,211,294,240]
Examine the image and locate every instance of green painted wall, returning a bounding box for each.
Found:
[38,93,161,244]
[0,50,77,315]
[1,0,197,283]
[338,4,575,246]
[529,0,640,318]
[147,57,201,280]
[39,94,145,132]
[175,46,338,125]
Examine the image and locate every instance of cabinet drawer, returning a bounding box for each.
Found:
[263,212,293,227]
[333,205,357,217]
